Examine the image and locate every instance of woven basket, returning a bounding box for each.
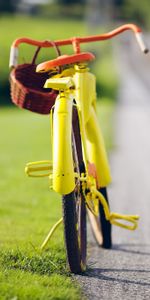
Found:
[10,46,59,115]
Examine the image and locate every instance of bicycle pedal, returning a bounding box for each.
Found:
[25,160,52,177]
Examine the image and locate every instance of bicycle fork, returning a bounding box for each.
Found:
[25,76,76,194]
[44,76,76,194]
[52,90,75,194]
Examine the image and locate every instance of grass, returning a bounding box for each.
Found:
[97,99,115,150]
[0,107,82,299]
[91,40,118,101]
[0,267,81,300]
[0,100,114,299]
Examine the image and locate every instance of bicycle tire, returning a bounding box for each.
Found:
[62,106,87,274]
[88,187,112,249]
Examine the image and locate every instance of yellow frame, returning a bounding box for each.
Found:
[25,62,139,232]
[51,63,111,194]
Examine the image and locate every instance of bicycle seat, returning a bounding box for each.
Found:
[36,52,95,73]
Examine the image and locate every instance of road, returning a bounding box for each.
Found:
[75,38,150,299]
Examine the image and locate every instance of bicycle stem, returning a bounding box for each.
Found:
[9,23,149,68]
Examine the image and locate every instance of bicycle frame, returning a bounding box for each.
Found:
[9,23,148,194]
[74,64,112,187]
[39,62,139,231]
[51,63,111,195]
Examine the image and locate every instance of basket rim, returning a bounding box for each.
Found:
[10,68,56,96]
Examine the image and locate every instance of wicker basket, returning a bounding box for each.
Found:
[10,46,58,115]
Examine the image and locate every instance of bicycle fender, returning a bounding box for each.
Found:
[52,93,75,194]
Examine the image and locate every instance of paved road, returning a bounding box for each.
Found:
[76,40,150,299]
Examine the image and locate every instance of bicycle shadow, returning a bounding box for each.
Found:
[81,243,150,287]
[88,242,150,256]
[83,267,150,287]
[112,243,150,256]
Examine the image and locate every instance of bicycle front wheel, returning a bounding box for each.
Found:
[62,107,87,274]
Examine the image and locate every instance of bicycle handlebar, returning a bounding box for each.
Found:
[9,23,149,68]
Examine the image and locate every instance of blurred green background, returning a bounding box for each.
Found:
[0,1,149,299]
[0,0,149,103]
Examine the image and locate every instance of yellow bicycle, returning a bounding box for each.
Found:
[10,24,148,273]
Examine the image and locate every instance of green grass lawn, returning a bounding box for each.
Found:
[0,107,81,299]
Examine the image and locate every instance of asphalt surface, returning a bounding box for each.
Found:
[75,38,150,299]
